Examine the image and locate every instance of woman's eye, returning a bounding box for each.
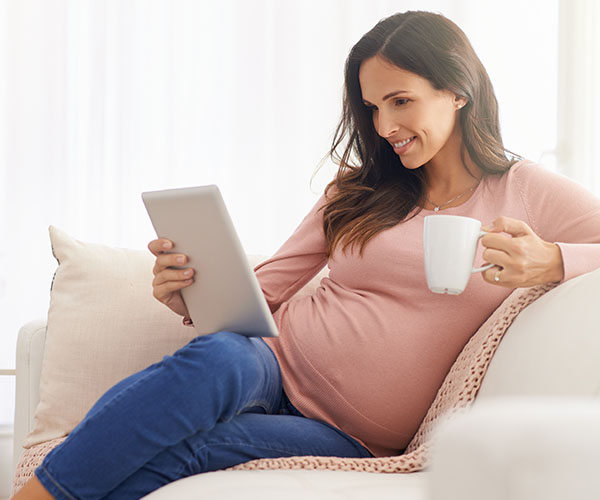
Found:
[395,98,409,106]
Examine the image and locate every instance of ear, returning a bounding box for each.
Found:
[454,96,468,110]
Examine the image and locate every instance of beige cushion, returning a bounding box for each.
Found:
[476,267,600,400]
[25,226,270,447]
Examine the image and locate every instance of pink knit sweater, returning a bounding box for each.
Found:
[256,160,600,457]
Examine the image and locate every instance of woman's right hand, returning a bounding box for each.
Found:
[148,238,195,319]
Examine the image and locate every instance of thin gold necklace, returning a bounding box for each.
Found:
[425,183,479,212]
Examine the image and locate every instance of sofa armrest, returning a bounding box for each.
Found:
[428,398,600,500]
[13,320,47,474]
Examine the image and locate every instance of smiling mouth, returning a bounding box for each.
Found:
[393,136,417,148]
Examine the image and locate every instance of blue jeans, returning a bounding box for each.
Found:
[36,331,372,499]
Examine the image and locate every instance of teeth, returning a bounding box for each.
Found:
[394,137,414,148]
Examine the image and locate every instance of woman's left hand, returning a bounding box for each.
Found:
[480,216,565,288]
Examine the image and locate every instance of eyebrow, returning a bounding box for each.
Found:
[362,90,409,105]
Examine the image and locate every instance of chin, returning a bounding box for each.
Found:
[399,158,423,170]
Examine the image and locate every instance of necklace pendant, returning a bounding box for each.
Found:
[434,206,440,212]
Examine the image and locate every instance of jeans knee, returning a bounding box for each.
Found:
[157,332,280,415]
[164,332,258,379]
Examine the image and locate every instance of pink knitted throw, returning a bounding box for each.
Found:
[12,284,554,492]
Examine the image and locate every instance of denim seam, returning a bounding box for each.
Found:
[38,465,78,500]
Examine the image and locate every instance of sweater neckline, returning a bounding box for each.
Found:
[414,174,488,218]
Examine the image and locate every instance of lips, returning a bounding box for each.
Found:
[393,137,415,148]
[391,136,417,154]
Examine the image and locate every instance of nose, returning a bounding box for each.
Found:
[374,109,398,138]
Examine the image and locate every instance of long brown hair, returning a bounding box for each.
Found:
[322,11,519,256]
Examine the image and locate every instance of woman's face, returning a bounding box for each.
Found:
[358,56,466,170]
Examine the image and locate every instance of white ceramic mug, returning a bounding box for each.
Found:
[423,215,494,295]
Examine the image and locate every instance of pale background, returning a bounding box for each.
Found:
[0,0,598,453]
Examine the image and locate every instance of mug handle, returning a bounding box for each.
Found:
[472,231,494,273]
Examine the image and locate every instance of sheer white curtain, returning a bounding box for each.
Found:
[1,0,562,423]
[557,0,600,189]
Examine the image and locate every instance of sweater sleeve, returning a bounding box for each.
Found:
[513,162,600,281]
[254,194,329,313]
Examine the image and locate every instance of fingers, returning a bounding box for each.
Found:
[482,265,498,284]
[479,218,522,287]
[481,235,523,287]
[482,229,533,262]
[153,252,189,274]
[152,261,195,298]
[148,238,173,256]
[148,239,190,273]
[152,274,195,302]
[147,238,195,317]
[482,265,511,287]
[152,265,195,302]
[481,231,511,251]
[482,216,533,237]
[153,267,194,287]
[480,216,560,288]
[482,246,509,267]
[480,246,514,287]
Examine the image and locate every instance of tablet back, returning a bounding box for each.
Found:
[142,185,279,337]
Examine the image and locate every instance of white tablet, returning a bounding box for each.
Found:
[142,185,279,337]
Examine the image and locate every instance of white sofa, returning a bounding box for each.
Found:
[11,234,600,499]
[13,319,429,499]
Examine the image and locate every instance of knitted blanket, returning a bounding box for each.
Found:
[12,284,554,491]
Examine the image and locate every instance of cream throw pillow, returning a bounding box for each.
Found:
[25,226,268,448]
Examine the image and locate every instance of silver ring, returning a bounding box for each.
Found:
[493,267,502,282]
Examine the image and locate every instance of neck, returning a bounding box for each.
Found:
[421,128,482,210]
[423,126,481,195]
[424,159,481,195]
